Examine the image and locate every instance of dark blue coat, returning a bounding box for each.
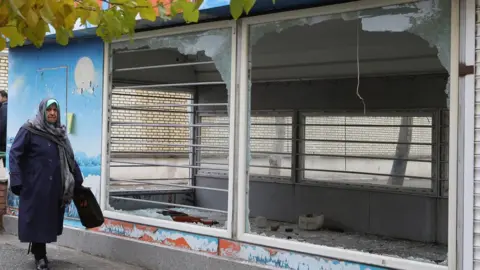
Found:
[0,102,7,151]
[9,127,83,243]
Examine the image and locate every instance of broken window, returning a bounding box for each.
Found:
[107,28,233,230]
[245,0,449,265]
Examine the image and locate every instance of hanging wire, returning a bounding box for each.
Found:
[356,19,366,115]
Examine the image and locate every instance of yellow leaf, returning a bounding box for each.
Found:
[33,20,47,42]
[0,5,9,26]
[56,27,69,45]
[244,0,255,14]
[24,20,47,48]
[111,0,130,4]
[86,10,100,25]
[137,0,156,22]
[39,1,56,24]
[47,0,61,14]
[11,0,27,9]
[139,7,157,21]
[230,0,243,19]
[8,0,26,21]
[26,9,39,27]
[181,2,199,23]
[76,9,90,25]
[194,0,204,10]
[62,4,76,29]
[0,26,25,47]
[0,36,5,51]
[75,0,100,24]
[26,0,36,8]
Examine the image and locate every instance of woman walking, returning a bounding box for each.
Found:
[9,98,84,270]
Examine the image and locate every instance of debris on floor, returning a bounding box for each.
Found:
[122,207,447,264]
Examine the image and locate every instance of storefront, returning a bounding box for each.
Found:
[3,0,476,269]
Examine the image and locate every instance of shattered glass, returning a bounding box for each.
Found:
[112,28,233,90]
[245,0,450,263]
[249,0,450,103]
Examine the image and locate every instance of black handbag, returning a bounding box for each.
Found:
[73,186,104,229]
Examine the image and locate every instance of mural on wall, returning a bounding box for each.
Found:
[6,38,104,221]
[91,219,219,254]
[86,218,388,270]
[219,240,387,270]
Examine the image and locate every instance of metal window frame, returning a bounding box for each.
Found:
[196,110,295,183]
[236,0,456,269]
[100,20,237,239]
[298,109,438,195]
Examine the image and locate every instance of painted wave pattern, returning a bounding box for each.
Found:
[97,220,218,254]
[219,240,386,270]
[7,190,19,208]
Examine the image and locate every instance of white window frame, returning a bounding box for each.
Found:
[236,0,459,269]
[100,20,237,239]
[457,0,475,269]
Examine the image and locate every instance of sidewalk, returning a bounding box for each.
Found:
[0,231,145,270]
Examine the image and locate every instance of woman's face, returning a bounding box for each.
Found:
[46,103,58,124]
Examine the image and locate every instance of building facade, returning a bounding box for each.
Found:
[2,0,478,269]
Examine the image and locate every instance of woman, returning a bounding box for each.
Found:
[9,98,84,270]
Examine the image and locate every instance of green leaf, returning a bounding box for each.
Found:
[56,27,69,45]
[244,0,255,14]
[230,0,243,19]
[39,1,56,24]
[194,0,204,10]
[0,26,24,47]
[139,7,157,22]
[181,2,199,23]
[11,0,26,9]
[24,20,46,48]
[135,0,157,22]
[120,8,137,34]
[62,5,77,29]
[170,0,185,18]
[26,9,39,27]
[0,36,5,51]
[86,9,100,25]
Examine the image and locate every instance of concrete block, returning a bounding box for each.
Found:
[298,214,324,231]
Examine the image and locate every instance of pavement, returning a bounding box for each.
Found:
[0,231,145,270]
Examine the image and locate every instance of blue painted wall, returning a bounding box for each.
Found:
[6,38,104,223]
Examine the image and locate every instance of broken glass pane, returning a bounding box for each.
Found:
[250,0,450,103]
[112,28,233,90]
[246,0,450,264]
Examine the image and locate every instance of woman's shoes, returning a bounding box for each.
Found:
[35,257,49,270]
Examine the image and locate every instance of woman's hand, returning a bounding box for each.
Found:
[10,185,22,196]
